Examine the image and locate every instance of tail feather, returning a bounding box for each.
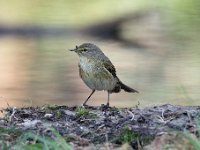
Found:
[120,81,139,93]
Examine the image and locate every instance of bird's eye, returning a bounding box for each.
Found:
[82,48,87,52]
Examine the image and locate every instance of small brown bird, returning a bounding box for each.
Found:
[70,43,138,106]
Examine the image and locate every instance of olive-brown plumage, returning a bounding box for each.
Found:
[70,43,138,106]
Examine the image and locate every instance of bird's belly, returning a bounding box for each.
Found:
[82,74,116,91]
[79,61,116,91]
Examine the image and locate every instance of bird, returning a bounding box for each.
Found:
[70,43,138,106]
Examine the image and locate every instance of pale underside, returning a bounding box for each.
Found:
[79,56,117,91]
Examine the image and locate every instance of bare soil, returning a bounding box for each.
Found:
[1,104,200,149]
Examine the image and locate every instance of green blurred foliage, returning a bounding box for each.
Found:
[0,0,146,26]
[160,0,200,44]
[1,0,200,39]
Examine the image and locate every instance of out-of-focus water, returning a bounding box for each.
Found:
[0,33,200,108]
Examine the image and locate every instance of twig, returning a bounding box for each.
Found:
[161,109,165,120]
[127,110,135,121]
[186,110,192,123]
[105,133,110,150]
[9,107,16,122]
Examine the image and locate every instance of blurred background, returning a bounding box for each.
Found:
[0,0,200,108]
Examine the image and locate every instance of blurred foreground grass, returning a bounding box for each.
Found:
[0,127,72,150]
[1,124,200,149]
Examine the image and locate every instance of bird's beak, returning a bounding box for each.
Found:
[69,45,78,52]
[69,48,76,52]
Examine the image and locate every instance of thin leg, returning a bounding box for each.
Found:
[83,90,95,106]
[106,91,110,106]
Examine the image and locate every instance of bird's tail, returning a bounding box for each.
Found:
[119,81,139,93]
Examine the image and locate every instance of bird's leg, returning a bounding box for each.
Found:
[106,91,110,107]
[83,90,95,106]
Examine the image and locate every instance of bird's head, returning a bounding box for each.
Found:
[69,43,103,58]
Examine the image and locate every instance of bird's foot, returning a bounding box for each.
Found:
[106,102,110,107]
[100,103,110,110]
[82,103,94,109]
[82,103,89,107]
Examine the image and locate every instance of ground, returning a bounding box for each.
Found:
[0,104,200,149]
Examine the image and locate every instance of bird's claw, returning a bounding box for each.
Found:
[100,103,110,110]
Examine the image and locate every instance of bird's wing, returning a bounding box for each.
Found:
[103,59,117,77]
[78,63,83,78]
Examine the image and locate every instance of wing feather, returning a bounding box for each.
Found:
[103,59,117,77]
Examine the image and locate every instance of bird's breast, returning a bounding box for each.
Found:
[79,57,96,72]
[79,57,117,91]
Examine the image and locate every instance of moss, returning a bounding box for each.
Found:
[119,125,154,148]
[46,104,59,110]
[75,107,97,118]
[120,125,139,143]
[55,110,62,119]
